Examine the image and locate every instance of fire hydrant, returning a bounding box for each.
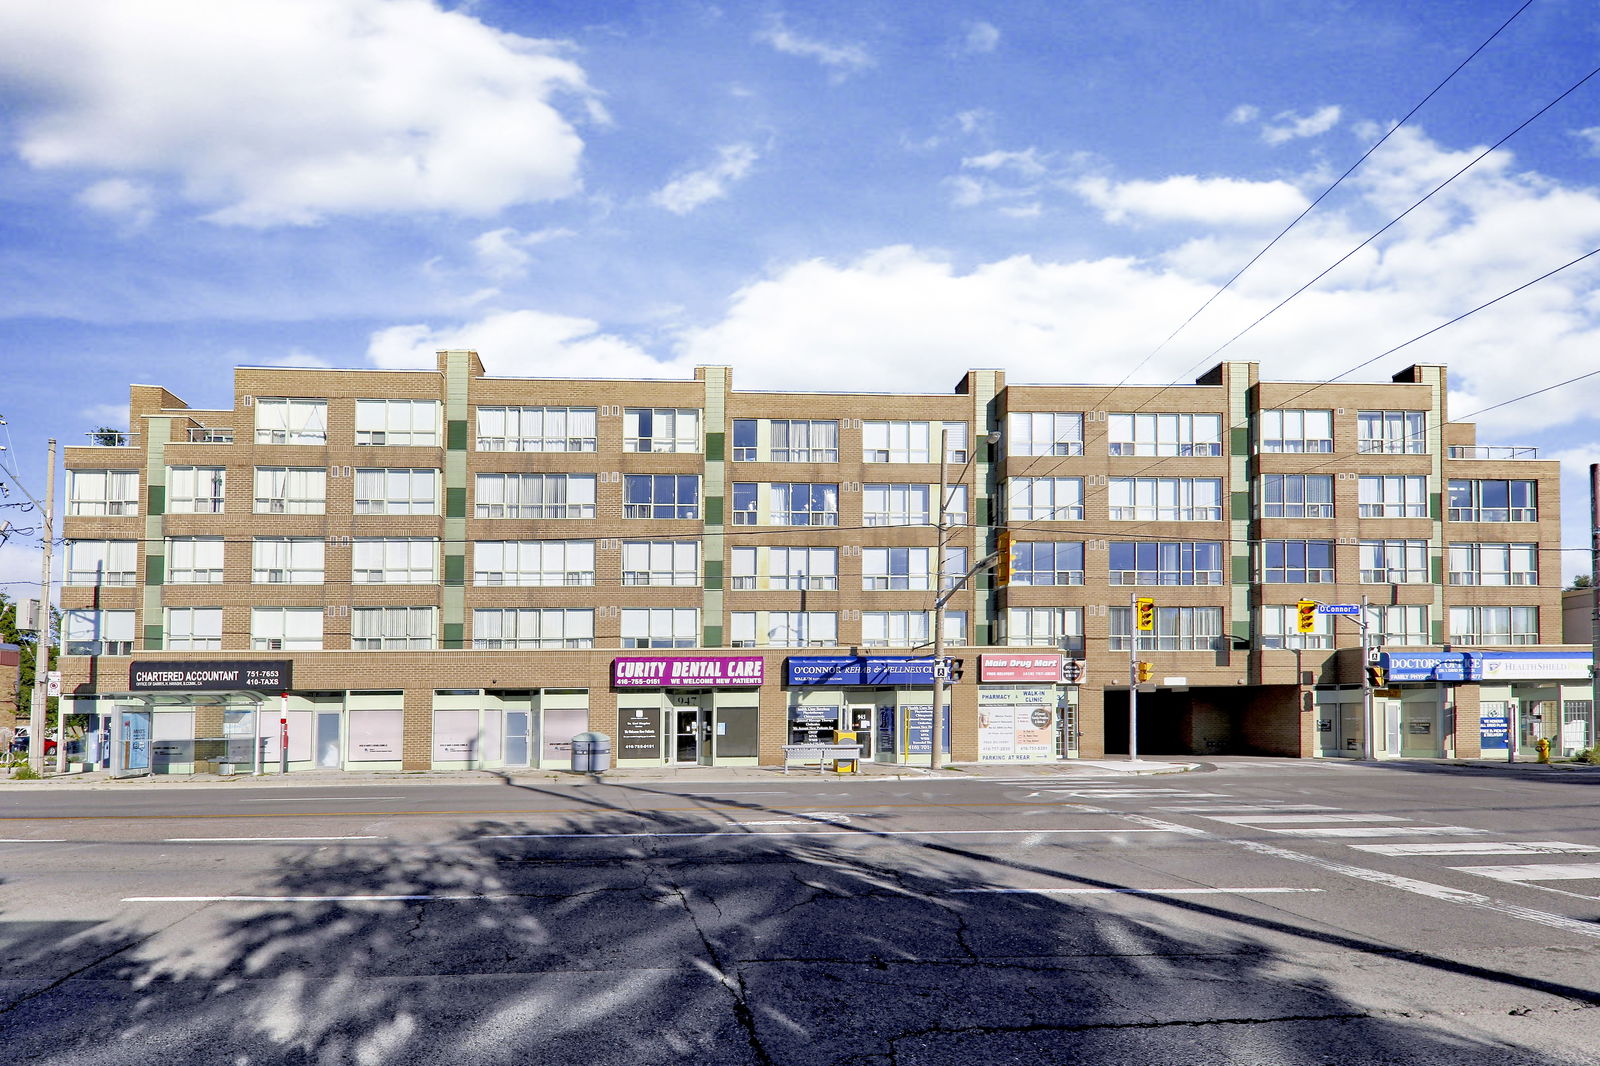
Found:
[1536,737,1551,764]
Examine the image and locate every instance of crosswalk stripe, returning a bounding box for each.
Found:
[1205,813,1412,825]
[1158,805,1338,813]
[1352,841,1600,857]
[1263,826,1484,838]
[1042,790,1228,798]
[1450,862,1600,883]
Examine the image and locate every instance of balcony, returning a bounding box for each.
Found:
[82,430,138,447]
[1448,445,1539,460]
[187,427,235,443]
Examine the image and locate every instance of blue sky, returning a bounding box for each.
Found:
[1,0,1598,589]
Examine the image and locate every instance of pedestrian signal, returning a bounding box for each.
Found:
[1296,600,1317,634]
[1135,597,1155,631]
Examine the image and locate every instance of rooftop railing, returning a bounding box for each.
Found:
[1447,445,1540,460]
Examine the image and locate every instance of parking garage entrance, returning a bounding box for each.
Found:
[1100,685,1306,757]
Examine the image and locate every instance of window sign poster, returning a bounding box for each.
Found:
[619,707,661,760]
[120,711,151,771]
[1479,710,1510,750]
[978,687,1055,761]
[902,704,950,756]
[433,710,480,762]
[978,703,1017,757]
[348,709,403,761]
[877,706,895,757]
[542,708,587,764]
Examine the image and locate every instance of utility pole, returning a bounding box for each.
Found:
[930,429,951,772]
[1590,464,1598,740]
[27,439,56,776]
[1360,592,1374,761]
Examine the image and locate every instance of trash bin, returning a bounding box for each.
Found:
[571,732,612,774]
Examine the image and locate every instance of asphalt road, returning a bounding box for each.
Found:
[2,758,1599,1064]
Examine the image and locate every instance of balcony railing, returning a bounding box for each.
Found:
[1448,445,1539,460]
[187,427,235,443]
[83,430,138,447]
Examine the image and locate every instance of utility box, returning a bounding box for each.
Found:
[571,731,612,773]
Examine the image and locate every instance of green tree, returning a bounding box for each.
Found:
[0,591,58,730]
[1571,574,1595,590]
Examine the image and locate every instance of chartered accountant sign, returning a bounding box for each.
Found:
[129,660,292,692]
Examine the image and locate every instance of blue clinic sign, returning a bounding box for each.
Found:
[1381,652,1470,683]
[1479,712,1510,750]
[786,656,939,686]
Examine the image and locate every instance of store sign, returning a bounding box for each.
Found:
[619,707,662,759]
[612,656,765,688]
[1380,652,1469,683]
[129,660,292,692]
[785,656,938,686]
[977,687,1055,762]
[1476,653,1591,680]
[1479,712,1509,750]
[978,653,1062,683]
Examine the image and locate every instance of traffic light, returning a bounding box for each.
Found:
[1366,664,1387,688]
[1135,597,1155,631]
[1296,600,1318,634]
[1136,661,1153,683]
[995,529,1013,586]
[947,658,965,682]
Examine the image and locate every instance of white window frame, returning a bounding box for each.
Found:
[475,406,597,452]
[254,398,327,445]
[354,468,438,515]
[166,537,225,584]
[862,421,967,463]
[1108,413,1222,456]
[250,607,324,651]
[1447,543,1538,586]
[1260,539,1335,584]
[1004,607,1084,651]
[621,541,700,587]
[165,607,223,651]
[623,474,701,519]
[1109,606,1223,652]
[251,537,325,584]
[475,540,594,587]
[863,483,931,526]
[620,607,699,649]
[1108,541,1224,586]
[474,473,597,519]
[770,483,840,526]
[624,408,701,453]
[1007,412,1083,457]
[1108,477,1223,522]
[1260,474,1334,518]
[355,399,440,446]
[730,611,838,648]
[1358,475,1428,519]
[63,609,135,656]
[1260,606,1333,650]
[1360,540,1430,584]
[353,538,440,585]
[1357,410,1426,454]
[1449,605,1538,646]
[65,540,138,586]
[253,467,326,515]
[166,466,225,514]
[351,606,435,650]
[1258,409,1333,453]
[472,608,595,649]
[747,419,840,462]
[1447,479,1538,523]
[1362,605,1429,647]
[1010,541,1085,586]
[730,546,837,590]
[67,469,139,516]
[1007,478,1085,521]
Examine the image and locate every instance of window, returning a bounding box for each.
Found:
[1260,474,1334,518]
[862,421,967,463]
[861,611,967,648]
[772,483,839,526]
[1258,409,1333,453]
[1448,543,1538,586]
[1260,606,1333,650]
[165,607,223,651]
[166,466,225,513]
[863,547,934,590]
[62,609,135,656]
[1357,410,1426,454]
[1108,541,1224,585]
[1261,540,1335,583]
[621,607,698,648]
[1450,606,1538,646]
[1108,413,1222,456]
[475,406,597,452]
[1358,475,1427,518]
[863,483,930,526]
[730,546,837,590]
[253,467,326,514]
[1362,605,1429,647]
[623,474,700,519]
[1360,540,1429,584]
[730,611,837,647]
[354,468,437,515]
[254,398,327,445]
[352,538,439,584]
[475,540,594,586]
[1109,606,1223,652]
[621,541,699,586]
[250,607,323,651]
[942,484,969,525]
[167,537,224,583]
[731,419,839,462]
[1007,478,1084,521]
[1007,412,1083,456]
[67,469,138,516]
[1108,478,1223,521]
[351,607,435,650]
[475,473,596,519]
[624,408,700,453]
[252,537,324,584]
[1004,607,1084,651]
[472,608,594,649]
[1448,479,1537,523]
[1011,542,1084,586]
[65,540,137,586]
[355,400,439,446]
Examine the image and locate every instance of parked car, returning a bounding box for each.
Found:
[9,729,57,757]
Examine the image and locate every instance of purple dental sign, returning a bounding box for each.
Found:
[612,656,765,688]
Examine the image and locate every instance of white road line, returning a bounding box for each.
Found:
[162,835,386,843]
[478,828,1180,840]
[1262,826,1485,838]
[1352,841,1600,857]
[1206,813,1413,825]
[1044,789,1224,796]
[1450,862,1600,883]
[951,887,1323,896]
[681,791,788,795]
[0,838,67,843]
[1158,805,1338,813]
[124,894,507,903]
[238,797,404,803]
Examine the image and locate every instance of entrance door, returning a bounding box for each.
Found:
[504,711,531,767]
[1055,701,1077,758]
[847,706,875,759]
[1383,702,1402,756]
[674,709,702,764]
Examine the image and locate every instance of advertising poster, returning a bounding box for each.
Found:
[619,707,661,759]
[978,687,1055,761]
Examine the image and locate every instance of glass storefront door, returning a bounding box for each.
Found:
[674,709,703,764]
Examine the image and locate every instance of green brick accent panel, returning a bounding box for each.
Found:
[1230,555,1249,585]
[1230,491,1249,521]
[145,555,165,586]
[704,559,723,591]
[447,420,468,451]
[1231,620,1251,642]
[444,553,465,587]
[1431,555,1443,584]
[1431,619,1444,645]
[704,496,723,526]
[147,485,165,516]
[1230,427,1249,457]
[976,497,991,527]
[705,431,725,462]
[1429,492,1441,521]
[443,623,464,650]
[702,624,723,647]
[446,487,467,519]
[143,624,163,650]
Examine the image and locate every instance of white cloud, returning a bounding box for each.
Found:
[651,144,760,215]
[1572,127,1600,157]
[962,148,1047,178]
[955,109,992,136]
[1227,104,1260,125]
[961,21,1000,54]
[76,178,154,227]
[368,310,672,377]
[0,0,598,226]
[471,226,576,280]
[1261,105,1342,145]
[755,18,873,79]
[1076,174,1309,227]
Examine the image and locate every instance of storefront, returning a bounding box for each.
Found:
[976,653,1077,762]
[430,689,589,771]
[785,656,953,764]
[1379,649,1594,758]
[613,655,763,767]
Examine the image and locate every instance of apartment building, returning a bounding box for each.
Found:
[56,350,1589,773]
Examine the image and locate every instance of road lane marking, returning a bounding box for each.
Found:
[1158,805,1338,813]
[1205,814,1414,825]
[0,838,67,843]
[1352,842,1600,857]
[123,894,509,903]
[162,835,386,843]
[1260,826,1484,838]
[1450,862,1600,883]
[951,887,1323,895]
[238,797,404,803]
[477,828,1179,840]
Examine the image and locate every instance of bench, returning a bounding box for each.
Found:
[782,743,864,774]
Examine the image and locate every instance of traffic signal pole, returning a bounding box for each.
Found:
[1128,593,1139,763]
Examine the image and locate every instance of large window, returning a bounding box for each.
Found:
[353,538,439,584]
[1261,540,1334,583]
[862,421,968,463]
[1258,409,1333,453]
[1362,605,1429,647]
[1358,475,1427,518]
[731,483,840,526]
[1007,412,1083,457]
[624,408,700,453]
[1108,413,1222,456]
[621,541,699,586]
[354,468,438,515]
[1109,606,1223,651]
[1360,540,1429,584]
[355,400,440,446]
[475,540,594,586]
[863,483,931,526]
[1448,543,1538,586]
[67,469,138,516]
[351,607,435,650]
[65,540,137,586]
[1006,478,1084,521]
[1259,474,1333,519]
[166,466,225,514]
[1450,606,1538,646]
[861,611,966,648]
[166,607,223,651]
[732,419,839,462]
[250,607,323,651]
[1260,606,1333,650]
[621,608,698,648]
[624,474,700,519]
[254,467,326,514]
[730,547,837,590]
[252,537,325,584]
[1108,478,1223,521]
[62,609,135,656]
[1109,541,1223,585]
[1357,410,1426,454]
[255,398,327,445]
[472,608,594,649]
[863,547,936,590]
[1004,607,1084,651]
[1011,542,1084,586]
[475,406,597,452]
[167,537,225,583]
[475,473,596,519]
[730,611,837,647]
[1448,479,1537,523]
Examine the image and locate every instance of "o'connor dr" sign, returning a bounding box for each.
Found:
[129,660,293,692]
